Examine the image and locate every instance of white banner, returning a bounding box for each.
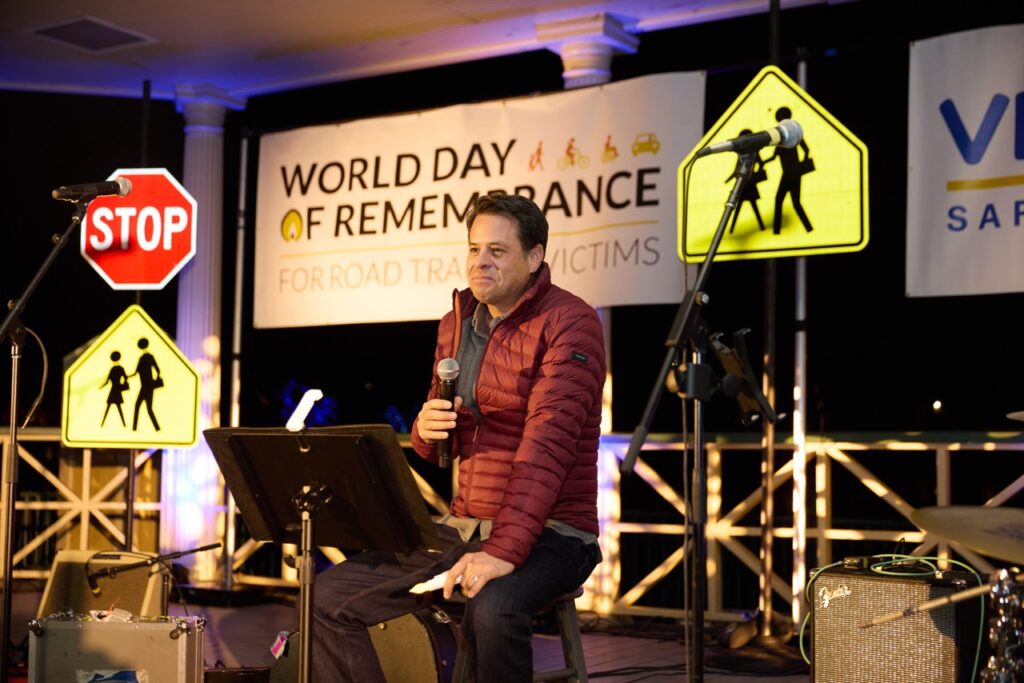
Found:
[253,72,705,327]
[906,24,1024,297]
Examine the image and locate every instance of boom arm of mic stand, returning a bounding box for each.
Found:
[1,201,90,679]
[620,152,758,475]
[87,543,223,580]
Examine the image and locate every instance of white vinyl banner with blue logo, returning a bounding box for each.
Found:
[253,72,705,327]
[906,24,1024,297]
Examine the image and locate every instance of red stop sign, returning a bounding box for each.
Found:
[82,168,197,290]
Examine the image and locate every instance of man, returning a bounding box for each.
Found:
[312,193,605,682]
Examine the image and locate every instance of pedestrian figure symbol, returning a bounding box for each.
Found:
[679,64,869,263]
[726,129,768,234]
[63,304,200,449]
[764,106,815,234]
[529,141,544,171]
[100,351,130,427]
[130,337,163,431]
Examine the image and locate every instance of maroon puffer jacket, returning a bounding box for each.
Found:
[411,263,606,567]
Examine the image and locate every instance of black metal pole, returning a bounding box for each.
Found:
[1,335,22,683]
[125,78,152,554]
[0,202,89,682]
[622,153,759,683]
[294,484,329,683]
[691,346,707,682]
[125,452,136,551]
[759,0,781,641]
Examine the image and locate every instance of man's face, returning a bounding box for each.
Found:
[467,212,543,317]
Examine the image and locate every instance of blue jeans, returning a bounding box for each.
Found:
[311,523,600,682]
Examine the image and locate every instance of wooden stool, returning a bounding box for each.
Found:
[451,588,588,683]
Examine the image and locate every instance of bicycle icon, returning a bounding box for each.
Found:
[558,138,590,170]
[557,151,590,169]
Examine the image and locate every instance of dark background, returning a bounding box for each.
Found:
[6,0,1022,437]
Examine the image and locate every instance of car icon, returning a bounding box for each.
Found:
[632,133,661,156]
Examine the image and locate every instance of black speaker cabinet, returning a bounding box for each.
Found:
[811,566,984,683]
[37,549,165,618]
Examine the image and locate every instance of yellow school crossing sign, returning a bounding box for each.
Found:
[62,305,199,448]
[679,65,869,262]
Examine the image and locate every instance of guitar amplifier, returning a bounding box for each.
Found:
[811,566,984,683]
[38,549,165,618]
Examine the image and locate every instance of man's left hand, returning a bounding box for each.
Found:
[443,551,514,599]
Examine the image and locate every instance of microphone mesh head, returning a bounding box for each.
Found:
[437,357,460,381]
[777,119,802,148]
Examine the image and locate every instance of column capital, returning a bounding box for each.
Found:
[536,13,639,89]
[175,84,246,132]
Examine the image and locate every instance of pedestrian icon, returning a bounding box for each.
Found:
[764,107,815,234]
[679,65,869,262]
[528,141,544,171]
[726,134,768,234]
[130,337,163,431]
[63,305,199,449]
[101,351,129,427]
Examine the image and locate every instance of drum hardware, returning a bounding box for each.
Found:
[858,577,994,629]
[978,568,1024,682]
[862,505,1024,680]
[854,568,1024,680]
[911,506,1024,567]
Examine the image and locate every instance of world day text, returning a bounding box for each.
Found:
[278,139,661,237]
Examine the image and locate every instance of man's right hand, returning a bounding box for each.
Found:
[416,396,462,443]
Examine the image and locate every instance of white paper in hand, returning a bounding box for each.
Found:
[409,570,460,594]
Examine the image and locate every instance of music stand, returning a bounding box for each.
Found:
[203,424,439,683]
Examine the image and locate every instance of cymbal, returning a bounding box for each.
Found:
[911,506,1024,565]
[1008,411,1024,422]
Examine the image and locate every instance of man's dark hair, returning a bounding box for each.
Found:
[466,193,548,254]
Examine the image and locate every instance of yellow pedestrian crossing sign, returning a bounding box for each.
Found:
[679,65,869,262]
[62,305,199,448]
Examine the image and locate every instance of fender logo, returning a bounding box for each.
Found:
[819,584,851,608]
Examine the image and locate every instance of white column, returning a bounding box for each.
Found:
[161,84,244,582]
[538,14,637,615]
[537,13,638,89]
[537,12,638,429]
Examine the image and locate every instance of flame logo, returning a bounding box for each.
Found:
[281,209,303,242]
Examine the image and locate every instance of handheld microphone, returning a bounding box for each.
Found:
[435,358,460,469]
[87,571,101,596]
[695,119,802,158]
[52,177,132,202]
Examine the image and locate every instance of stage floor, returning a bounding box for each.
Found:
[9,582,808,682]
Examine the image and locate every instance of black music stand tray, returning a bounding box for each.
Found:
[203,424,439,683]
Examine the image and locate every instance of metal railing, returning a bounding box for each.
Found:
[5,427,1023,618]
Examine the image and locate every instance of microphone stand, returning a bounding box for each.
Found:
[87,543,222,614]
[1,200,90,682]
[620,151,769,683]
